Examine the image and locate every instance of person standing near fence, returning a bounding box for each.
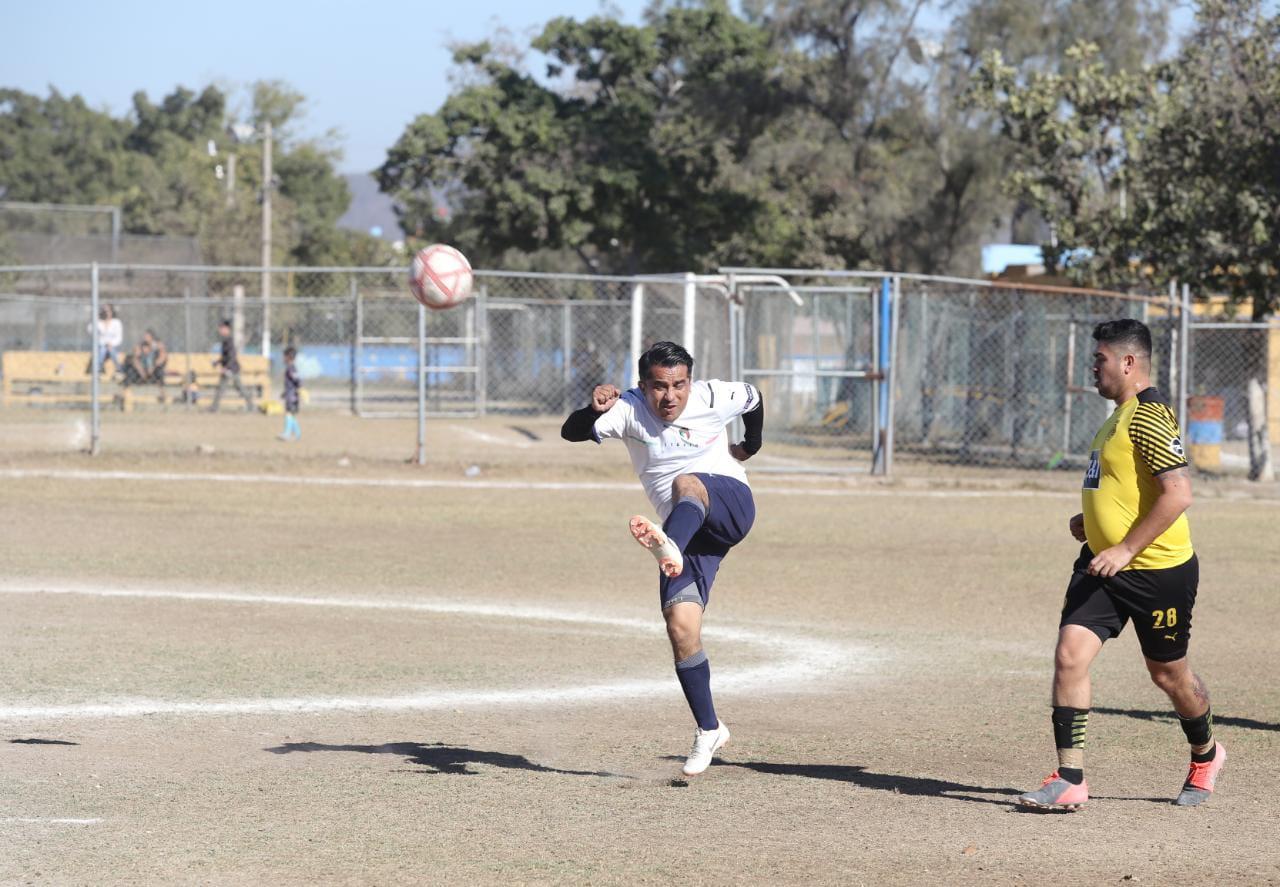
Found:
[1018,318,1224,812]
[278,346,302,441]
[560,341,764,777]
[209,319,254,413]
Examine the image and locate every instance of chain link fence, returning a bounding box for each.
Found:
[0,202,201,265]
[1,262,1274,480]
[1185,301,1278,480]
[723,269,1184,473]
[893,279,1174,470]
[735,282,878,453]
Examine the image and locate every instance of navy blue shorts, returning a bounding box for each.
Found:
[659,473,755,610]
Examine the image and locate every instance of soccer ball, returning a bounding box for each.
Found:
[409,244,473,310]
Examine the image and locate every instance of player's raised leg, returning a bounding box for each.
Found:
[665,600,728,776]
[1145,657,1225,806]
[1019,625,1101,811]
[664,474,711,552]
[629,516,683,577]
[630,474,712,578]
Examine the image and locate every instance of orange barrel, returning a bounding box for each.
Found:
[1186,395,1224,469]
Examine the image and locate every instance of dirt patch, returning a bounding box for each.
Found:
[1,436,1277,883]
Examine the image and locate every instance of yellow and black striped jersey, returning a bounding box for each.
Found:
[1082,387,1193,570]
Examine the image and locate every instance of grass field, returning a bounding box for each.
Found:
[2,410,1279,884]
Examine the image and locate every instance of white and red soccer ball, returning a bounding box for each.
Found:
[409,244,473,309]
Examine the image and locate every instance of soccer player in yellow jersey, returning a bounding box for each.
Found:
[1018,319,1225,811]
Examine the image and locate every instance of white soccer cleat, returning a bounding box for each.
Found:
[682,722,730,776]
[629,515,683,577]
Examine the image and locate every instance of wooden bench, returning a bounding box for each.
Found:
[159,353,271,406]
[1,351,271,410]
[1,351,135,410]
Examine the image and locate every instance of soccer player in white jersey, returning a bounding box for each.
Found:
[561,341,764,776]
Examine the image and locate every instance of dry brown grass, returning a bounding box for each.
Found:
[2,409,1278,884]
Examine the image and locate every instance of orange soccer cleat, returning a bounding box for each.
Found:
[1017,771,1089,811]
[1176,742,1226,807]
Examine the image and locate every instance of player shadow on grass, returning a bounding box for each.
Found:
[266,741,625,778]
[712,760,1179,808]
[671,758,1020,806]
[1093,706,1280,733]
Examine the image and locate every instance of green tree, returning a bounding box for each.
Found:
[0,81,362,269]
[126,86,226,154]
[0,89,131,205]
[379,1,788,273]
[740,0,1172,274]
[971,0,1280,314]
[378,0,1171,275]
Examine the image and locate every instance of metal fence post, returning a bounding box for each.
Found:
[683,272,697,363]
[728,299,740,383]
[1179,283,1191,427]
[417,301,427,466]
[726,272,740,381]
[871,276,890,474]
[350,277,360,415]
[562,300,573,414]
[89,261,100,456]
[870,283,881,470]
[629,284,645,388]
[260,122,273,363]
[1168,279,1179,398]
[477,284,488,417]
[1062,321,1077,455]
[885,274,901,477]
[183,285,193,410]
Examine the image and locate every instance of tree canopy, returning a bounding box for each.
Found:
[971,0,1280,313]
[380,0,1173,276]
[8,0,1225,286]
[0,81,398,268]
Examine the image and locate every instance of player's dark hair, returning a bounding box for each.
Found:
[1093,318,1152,358]
[218,318,231,329]
[284,346,297,359]
[638,341,693,381]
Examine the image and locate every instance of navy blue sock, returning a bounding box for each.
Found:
[675,650,718,731]
[663,496,706,553]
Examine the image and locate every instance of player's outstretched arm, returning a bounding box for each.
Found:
[561,384,621,442]
[730,392,764,462]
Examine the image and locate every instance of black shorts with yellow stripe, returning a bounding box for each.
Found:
[1060,544,1199,662]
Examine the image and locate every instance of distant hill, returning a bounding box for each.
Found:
[338,174,403,241]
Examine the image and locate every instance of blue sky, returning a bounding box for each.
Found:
[6,1,1194,175]
[3,0,647,174]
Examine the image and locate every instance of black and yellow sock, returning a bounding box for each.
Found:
[1052,706,1089,784]
[1179,708,1215,762]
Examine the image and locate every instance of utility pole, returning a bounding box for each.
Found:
[226,153,237,207]
[260,121,273,361]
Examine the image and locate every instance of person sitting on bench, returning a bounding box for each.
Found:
[122,330,169,401]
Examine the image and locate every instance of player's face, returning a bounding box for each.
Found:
[1092,342,1130,400]
[642,363,691,422]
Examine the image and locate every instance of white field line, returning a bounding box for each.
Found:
[0,467,1077,499]
[447,424,534,450]
[0,584,870,722]
[8,466,1276,506]
[0,818,102,826]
